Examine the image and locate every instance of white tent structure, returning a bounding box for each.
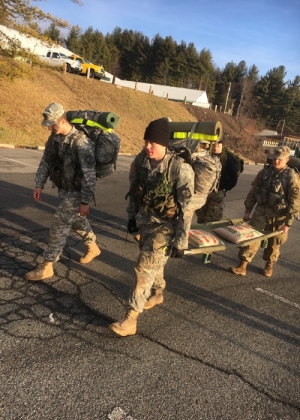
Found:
[0,24,72,57]
[114,78,210,109]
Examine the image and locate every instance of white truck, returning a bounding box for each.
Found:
[38,51,82,74]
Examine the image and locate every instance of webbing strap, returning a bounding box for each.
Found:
[173,132,218,141]
[70,118,113,133]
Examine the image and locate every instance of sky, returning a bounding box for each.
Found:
[35,0,300,82]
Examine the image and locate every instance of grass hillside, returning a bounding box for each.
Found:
[0,64,266,162]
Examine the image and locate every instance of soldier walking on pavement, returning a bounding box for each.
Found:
[109,118,195,336]
[195,137,238,223]
[25,103,100,281]
[230,146,300,277]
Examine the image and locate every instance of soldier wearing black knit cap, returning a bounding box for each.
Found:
[109,118,195,337]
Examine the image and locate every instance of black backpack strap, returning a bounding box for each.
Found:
[186,122,198,150]
[167,152,182,185]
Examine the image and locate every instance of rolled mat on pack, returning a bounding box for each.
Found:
[169,121,223,143]
[66,110,120,129]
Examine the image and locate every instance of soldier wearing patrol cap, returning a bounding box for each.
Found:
[24,103,100,281]
[195,136,238,223]
[230,145,300,278]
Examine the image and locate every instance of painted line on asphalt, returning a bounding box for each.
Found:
[255,288,300,310]
[0,155,38,168]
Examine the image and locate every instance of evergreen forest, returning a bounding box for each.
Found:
[1,0,299,136]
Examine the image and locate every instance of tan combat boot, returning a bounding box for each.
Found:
[79,242,101,264]
[230,260,248,276]
[24,261,54,281]
[134,234,140,243]
[262,261,274,277]
[109,309,139,337]
[144,289,164,310]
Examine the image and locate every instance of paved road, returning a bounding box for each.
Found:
[1,148,300,420]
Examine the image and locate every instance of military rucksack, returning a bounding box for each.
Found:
[168,123,222,197]
[66,109,121,178]
[168,143,222,196]
[224,148,244,177]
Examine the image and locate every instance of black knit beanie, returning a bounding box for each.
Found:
[218,135,225,145]
[144,118,171,147]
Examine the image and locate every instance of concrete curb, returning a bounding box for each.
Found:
[0,144,45,150]
[0,144,133,155]
[0,144,261,164]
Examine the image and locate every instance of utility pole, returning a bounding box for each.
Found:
[224,82,231,113]
[276,120,281,133]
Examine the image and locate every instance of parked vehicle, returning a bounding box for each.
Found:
[68,54,105,80]
[38,51,82,74]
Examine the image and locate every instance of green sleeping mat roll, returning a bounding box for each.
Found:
[66,110,120,129]
[169,121,223,142]
[96,111,119,129]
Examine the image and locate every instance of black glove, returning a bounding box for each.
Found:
[127,219,139,234]
[170,247,185,258]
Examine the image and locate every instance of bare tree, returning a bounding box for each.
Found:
[0,0,83,36]
[236,77,258,125]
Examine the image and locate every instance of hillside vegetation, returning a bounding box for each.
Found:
[0,65,266,162]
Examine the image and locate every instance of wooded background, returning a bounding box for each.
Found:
[1,0,299,137]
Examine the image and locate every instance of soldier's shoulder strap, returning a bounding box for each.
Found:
[167,151,184,185]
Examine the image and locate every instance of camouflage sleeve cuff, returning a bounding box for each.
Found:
[81,196,92,204]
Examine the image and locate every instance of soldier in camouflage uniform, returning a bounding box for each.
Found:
[24,103,100,281]
[230,146,300,277]
[109,118,195,336]
[195,138,238,223]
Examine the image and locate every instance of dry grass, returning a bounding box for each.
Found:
[0,64,266,161]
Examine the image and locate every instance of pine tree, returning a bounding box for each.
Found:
[80,26,96,61]
[281,76,300,135]
[92,30,108,67]
[255,66,287,129]
[43,23,62,44]
[149,35,177,85]
[198,48,215,101]
[65,25,82,54]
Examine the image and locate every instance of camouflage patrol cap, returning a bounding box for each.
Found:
[271,145,290,160]
[42,103,65,126]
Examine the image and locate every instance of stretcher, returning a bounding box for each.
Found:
[184,218,283,263]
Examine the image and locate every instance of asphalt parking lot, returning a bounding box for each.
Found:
[1,148,300,420]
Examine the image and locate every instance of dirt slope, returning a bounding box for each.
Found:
[0,65,266,162]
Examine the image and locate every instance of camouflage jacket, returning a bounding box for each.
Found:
[35,126,96,203]
[244,164,300,226]
[127,149,195,249]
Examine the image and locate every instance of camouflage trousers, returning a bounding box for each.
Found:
[43,193,96,262]
[195,190,225,223]
[129,221,174,313]
[238,215,288,263]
